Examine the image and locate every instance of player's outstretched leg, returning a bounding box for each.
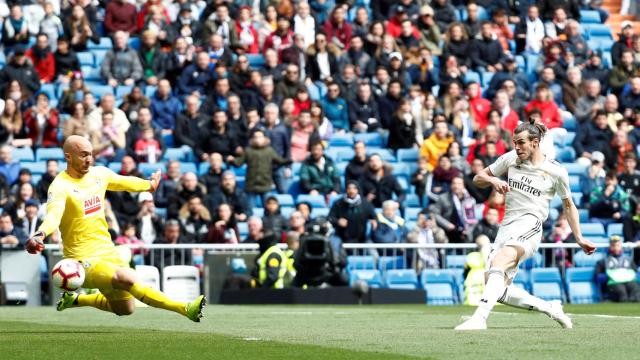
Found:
[113,268,206,322]
[57,292,113,313]
[499,286,572,328]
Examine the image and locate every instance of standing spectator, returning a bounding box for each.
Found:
[372,200,407,244]
[328,180,377,244]
[388,99,418,151]
[261,103,292,194]
[2,5,30,50]
[595,236,640,302]
[420,121,454,171]
[207,203,240,244]
[0,47,41,95]
[575,79,605,125]
[205,171,250,223]
[470,21,505,73]
[228,130,290,208]
[299,141,340,195]
[524,83,562,129]
[101,31,143,87]
[349,82,380,133]
[432,0,457,32]
[198,153,223,195]
[345,141,368,184]
[24,93,60,148]
[63,4,98,52]
[428,176,477,243]
[561,67,584,114]
[25,33,55,84]
[150,80,180,132]
[573,110,614,166]
[589,171,631,226]
[515,5,545,54]
[104,0,137,35]
[53,38,80,84]
[0,145,20,185]
[320,82,348,131]
[196,110,240,160]
[623,203,640,247]
[175,95,206,149]
[358,154,405,208]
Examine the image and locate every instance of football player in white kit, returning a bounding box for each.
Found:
[455,118,596,331]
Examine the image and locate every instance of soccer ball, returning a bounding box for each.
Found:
[51,259,85,292]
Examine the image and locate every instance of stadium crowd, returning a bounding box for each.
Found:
[0,0,638,294]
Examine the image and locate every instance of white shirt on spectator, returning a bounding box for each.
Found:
[294,14,315,49]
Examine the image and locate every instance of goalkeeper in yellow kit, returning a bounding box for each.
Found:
[25,136,205,322]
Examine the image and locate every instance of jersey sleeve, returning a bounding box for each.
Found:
[488,151,515,177]
[102,167,151,192]
[554,167,571,200]
[37,181,67,236]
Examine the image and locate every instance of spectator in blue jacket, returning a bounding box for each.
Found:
[150,79,181,131]
[372,200,407,244]
[320,82,349,131]
[177,51,215,97]
[0,146,20,186]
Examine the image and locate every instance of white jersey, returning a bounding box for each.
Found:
[489,150,571,225]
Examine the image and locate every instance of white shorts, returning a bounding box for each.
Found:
[485,213,543,279]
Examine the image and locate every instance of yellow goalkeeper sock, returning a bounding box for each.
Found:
[128,283,187,316]
[76,293,113,313]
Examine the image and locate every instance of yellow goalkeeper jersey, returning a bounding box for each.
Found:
[38,166,151,260]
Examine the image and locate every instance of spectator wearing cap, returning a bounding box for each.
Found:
[24,93,60,148]
[104,0,137,35]
[388,51,412,88]
[53,37,81,84]
[300,141,340,196]
[470,21,505,73]
[416,5,442,56]
[575,79,606,125]
[2,5,30,50]
[612,21,635,67]
[595,236,640,302]
[0,46,41,95]
[387,5,414,38]
[431,0,457,32]
[172,4,199,46]
[25,33,55,84]
[609,49,640,96]
[101,31,143,87]
[514,5,545,54]
[524,83,563,129]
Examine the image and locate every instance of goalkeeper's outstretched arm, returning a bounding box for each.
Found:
[106,169,161,193]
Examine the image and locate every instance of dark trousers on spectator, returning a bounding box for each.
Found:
[608,281,640,302]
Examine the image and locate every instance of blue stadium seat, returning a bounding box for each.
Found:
[77,52,95,67]
[563,116,577,131]
[82,66,102,82]
[92,85,115,99]
[162,148,188,162]
[38,83,57,100]
[232,164,247,177]
[397,148,419,163]
[420,269,457,305]
[35,147,64,161]
[108,162,122,173]
[366,148,396,162]
[464,71,480,84]
[581,223,605,237]
[115,85,133,99]
[347,256,376,272]
[607,223,623,237]
[128,37,141,50]
[598,39,614,52]
[88,37,113,50]
[566,267,599,304]
[578,209,589,223]
[274,194,295,207]
[349,269,383,288]
[12,147,34,162]
[139,162,165,177]
[530,268,564,301]
[179,162,197,174]
[556,147,576,163]
[313,208,329,217]
[519,252,543,269]
[328,133,354,147]
[580,10,601,23]
[198,162,210,175]
[404,194,422,208]
[91,50,108,66]
[513,270,530,292]
[404,207,421,221]
[602,52,612,69]
[237,222,248,238]
[445,255,466,269]
[246,54,265,68]
[480,72,494,87]
[144,86,157,98]
[20,162,46,175]
[251,207,264,217]
[563,162,587,176]
[384,269,419,289]
[355,132,383,147]
[378,256,406,271]
[564,132,576,147]
[296,194,326,208]
[569,175,581,192]
[586,24,613,40]
[155,207,167,218]
[326,147,354,162]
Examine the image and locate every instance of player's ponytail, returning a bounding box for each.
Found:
[514,115,547,143]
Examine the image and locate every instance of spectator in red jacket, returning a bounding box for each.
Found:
[466,123,508,164]
[24,93,60,148]
[104,0,137,35]
[524,83,563,129]
[136,0,170,33]
[466,82,491,130]
[263,15,294,57]
[25,33,55,83]
[492,90,519,133]
[235,6,259,54]
[323,6,352,51]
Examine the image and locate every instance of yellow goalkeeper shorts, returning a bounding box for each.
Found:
[80,255,133,302]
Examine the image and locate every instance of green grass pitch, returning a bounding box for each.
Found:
[1,304,639,359]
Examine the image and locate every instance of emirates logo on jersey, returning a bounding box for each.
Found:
[83,195,102,216]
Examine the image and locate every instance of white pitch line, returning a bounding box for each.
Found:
[492,311,640,320]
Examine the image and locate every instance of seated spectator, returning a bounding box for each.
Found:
[196,110,240,160]
[101,31,143,87]
[5,181,38,224]
[88,95,131,134]
[38,2,62,50]
[388,99,418,151]
[228,130,290,208]
[35,159,58,200]
[580,151,606,198]
[524,83,562,130]
[2,5,31,50]
[9,169,34,198]
[472,207,499,243]
[290,110,318,162]
[134,127,161,163]
[427,155,461,199]
[139,30,169,87]
[589,170,631,226]
[583,54,609,94]
[262,195,288,237]
[533,66,563,105]
[104,0,137,34]
[201,4,238,49]
[561,67,584,114]
[0,99,28,147]
[320,82,349,131]
[124,107,163,157]
[618,154,640,204]
[234,6,259,54]
[171,5,199,47]
[623,202,640,247]
[378,79,404,129]
[465,158,492,204]
[484,190,506,224]
[199,153,223,195]
[23,93,60,148]
[595,236,640,302]
[349,82,380,133]
[407,210,447,269]
[543,214,575,268]
[276,63,305,99]
[432,0,457,32]
[0,47,41,96]
[63,4,99,52]
[263,15,294,57]
[175,95,207,149]
[20,199,42,239]
[358,154,405,208]
[310,101,333,142]
[470,21,505,72]
[609,49,639,96]
[515,5,544,54]
[288,210,307,237]
[411,156,431,201]
[119,86,151,122]
[207,203,240,244]
[420,120,454,171]
[573,110,614,167]
[177,51,214,97]
[141,8,175,48]
[91,111,126,164]
[575,79,605,125]
[372,200,407,244]
[611,130,636,173]
[155,161,181,209]
[620,76,640,117]
[59,72,87,114]
[206,171,251,223]
[178,195,210,243]
[604,94,624,132]
[25,33,55,84]
[148,220,193,266]
[442,22,471,70]
[0,212,26,249]
[167,172,206,219]
[150,80,180,132]
[543,7,568,40]
[260,50,286,84]
[300,141,340,196]
[491,9,513,52]
[462,2,481,39]
[115,223,145,255]
[429,177,477,243]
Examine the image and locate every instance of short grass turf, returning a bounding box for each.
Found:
[1,304,639,359]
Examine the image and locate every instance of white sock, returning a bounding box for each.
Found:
[474,268,506,320]
[498,285,551,314]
